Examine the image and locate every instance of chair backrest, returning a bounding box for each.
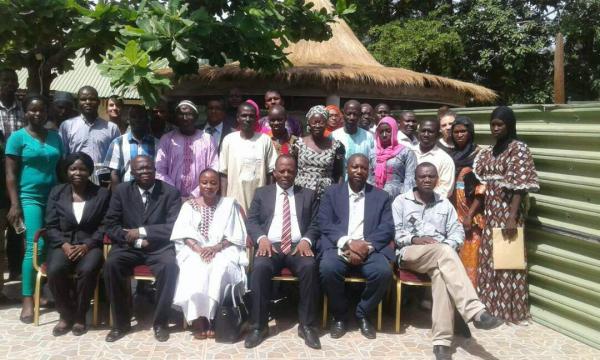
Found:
[103,234,112,260]
[32,228,47,272]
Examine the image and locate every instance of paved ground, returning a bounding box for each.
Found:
[0,279,598,360]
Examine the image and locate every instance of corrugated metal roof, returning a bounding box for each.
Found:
[16,51,139,99]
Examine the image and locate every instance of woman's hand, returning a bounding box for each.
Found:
[502,216,518,239]
[7,204,23,227]
[462,215,473,236]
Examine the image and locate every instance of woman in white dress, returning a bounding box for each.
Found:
[170,168,248,339]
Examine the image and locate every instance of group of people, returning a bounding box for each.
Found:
[0,66,540,359]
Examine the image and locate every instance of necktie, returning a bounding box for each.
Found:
[143,190,151,210]
[280,191,292,254]
[205,126,215,135]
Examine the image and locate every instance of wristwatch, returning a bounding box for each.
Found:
[134,239,143,249]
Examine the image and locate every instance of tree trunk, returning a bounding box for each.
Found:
[25,64,54,97]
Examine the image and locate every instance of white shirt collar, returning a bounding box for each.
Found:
[275,183,294,196]
[137,184,155,196]
[415,144,441,156]
[347,183,365,198]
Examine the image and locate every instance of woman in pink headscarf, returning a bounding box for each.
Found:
[369,116,417,198]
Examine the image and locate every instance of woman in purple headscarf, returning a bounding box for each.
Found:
[368,116,416,198]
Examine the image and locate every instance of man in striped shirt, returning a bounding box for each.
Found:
[0,69,24,139]
[104,105,159,189]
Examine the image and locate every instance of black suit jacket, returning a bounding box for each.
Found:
[104,179,182,254]
[203,121,235,153]
[45,182,111,250]
[246,184,319,247]
[317,183,395,261]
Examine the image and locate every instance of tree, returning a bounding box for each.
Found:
[342,0,600,104]
[0,0,354,105]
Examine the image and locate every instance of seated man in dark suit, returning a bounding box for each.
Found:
[103,155,182,343]
[245,154,321,349]
[318,153,394,340]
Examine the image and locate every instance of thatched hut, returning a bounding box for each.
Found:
[168,0,495,110]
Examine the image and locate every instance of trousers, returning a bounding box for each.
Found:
[401,243,486,346]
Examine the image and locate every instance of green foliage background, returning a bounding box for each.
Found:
[343,0,599,104]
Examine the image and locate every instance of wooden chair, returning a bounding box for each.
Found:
[321,274,384,331]
[32,228,100,326]
[394,268,431,333]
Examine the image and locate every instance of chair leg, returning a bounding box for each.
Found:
[92,274,100,327]
[377,301,382,331]
[395,281,402,333]
[182,312,187,329]
[322,295,328,329]
[33,272,43,326]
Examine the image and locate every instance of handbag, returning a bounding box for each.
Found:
[214,282,249,343]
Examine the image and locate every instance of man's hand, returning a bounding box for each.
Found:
[68,244,89,261]
[348,240,370,259]
[292,240,314,257]
[6,204,23,227]
[462,215,473,236]
[256,238,278,257]
[124,228,140,243]
[343,249,364,266]
[411,236,438,245]
[61,243,76,259]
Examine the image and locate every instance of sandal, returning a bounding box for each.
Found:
[191,317,208,340]
[52,320,72,336]
[207,320,215,339]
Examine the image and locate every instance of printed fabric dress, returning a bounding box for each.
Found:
[293,137,344,198]
[474,140,539,322]
[451,165,486,288]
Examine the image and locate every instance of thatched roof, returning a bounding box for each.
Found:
[172,0,496,106]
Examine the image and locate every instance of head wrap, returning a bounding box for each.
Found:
[450,116,477,173]
[490,106,517,156]
[374,116,404,189]
[175,100,199,114]
[306,105,329,121]
[242,99,261,131]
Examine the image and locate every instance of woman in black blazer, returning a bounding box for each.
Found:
[45,152,111,336]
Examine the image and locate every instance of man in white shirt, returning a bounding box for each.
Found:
[318,154,394,340]
[414,118,455,197]
[397,110,419,149]
[245,155,321,349]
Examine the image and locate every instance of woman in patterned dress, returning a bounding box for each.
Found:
[449,116,485,288]
[170,168,248,339]
[474,106,539,323]
[293,105,345,198]
[368,116,416,198]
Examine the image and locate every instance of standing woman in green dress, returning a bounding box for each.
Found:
[5,95,63,323]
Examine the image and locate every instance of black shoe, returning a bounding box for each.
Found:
[329,319,346,339]
[153,325,170,342]
[244,328,268,348]
[52,322,72,337]
[472,311,503,330]
[19,315,33,324]
[105,327,130,342]
[433,345,452,360]
[357,317,376,339]
[298,325,321,349]
[72,324,87,336]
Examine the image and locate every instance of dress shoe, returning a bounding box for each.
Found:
[244,327,268,348]
[329,319,346,339]
[19,314,33,324]
[357,317,376,339]
[153,325,170,342]
[472,311,503,330]
[454,313,471,338]
[105,327,130,342]
[72,323,87,336]
[298,325,321,349]
[52,322,72,337]
[433,345,452,360]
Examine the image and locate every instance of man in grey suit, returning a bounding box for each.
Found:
[245,154,321,349]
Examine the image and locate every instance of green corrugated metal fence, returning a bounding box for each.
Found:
[412,104,600,349]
